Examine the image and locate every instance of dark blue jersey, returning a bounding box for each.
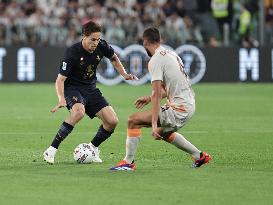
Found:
[59,40,114,88]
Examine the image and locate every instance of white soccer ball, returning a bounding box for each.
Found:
[73,143,95,164]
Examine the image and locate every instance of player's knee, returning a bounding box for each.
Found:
[72,109,85,121]
[127,115,138,128]
[108,117,119,129]
[162,132,175,143]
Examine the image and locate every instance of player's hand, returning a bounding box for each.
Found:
[134,96,151,109]
[152,123,162,140]
[51,99,67,113]
[123,73,139,81]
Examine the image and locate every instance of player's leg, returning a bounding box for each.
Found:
[92,106,118,147]
[110,110,152,170]
[159,107,211,167]
[51,103,85,148]
[84,89,117,162]
[162,132,201,160]
[163,132,211,168]
[44,90,86,164]
[158,105,199,156]
[124,110,152,163]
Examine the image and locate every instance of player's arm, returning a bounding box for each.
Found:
[161,86,167,98]
[51,74,67,113]
[110,53,138,80]
[134,85,166,109]
[151,80,163,139]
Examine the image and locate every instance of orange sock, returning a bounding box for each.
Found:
[124,129,141,163]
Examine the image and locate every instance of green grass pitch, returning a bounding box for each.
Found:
[0,83,272,205]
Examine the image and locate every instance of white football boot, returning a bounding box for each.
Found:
[43,146,57,164]
[89,143,103,163]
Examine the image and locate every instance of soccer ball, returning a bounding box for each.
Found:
[73,143,95,164]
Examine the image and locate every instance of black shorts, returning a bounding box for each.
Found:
[64,86,109,119]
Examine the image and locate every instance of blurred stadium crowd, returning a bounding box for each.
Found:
[0,0,272,47]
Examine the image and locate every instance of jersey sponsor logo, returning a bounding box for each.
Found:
[62,61,67,70]
[96,44,206,85]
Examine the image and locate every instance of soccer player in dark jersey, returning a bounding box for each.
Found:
[43,20,138,164]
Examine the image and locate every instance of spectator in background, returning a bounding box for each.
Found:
[66,26,79,47]
[33,8,50,46]
[196,0,221,46]
[166,12,187,46]
[265,0,273,45]
[144,0,163,22]
[211,0,233,42]
[104,18,125,47]
[238,3,258,47]
[182,0,198,19]
[162,0,176,17]
[238,4,251,45]
[0,23,5,44]
[183,15,203,45]
[123,14,144,45]
[0,0,265,47]
[0,2,8,44]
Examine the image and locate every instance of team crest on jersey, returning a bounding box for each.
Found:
[96,55,101,61]
[160,51,166,56]
[83,64,94,79]
[72,96,78,102]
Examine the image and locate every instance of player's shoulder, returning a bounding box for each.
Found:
[150,49,165,65]
[97,39,114,58]
[98,39,110,48]
[148,56,163,71]
[154,47,169,58]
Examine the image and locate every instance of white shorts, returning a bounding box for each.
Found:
[159,104,195,133]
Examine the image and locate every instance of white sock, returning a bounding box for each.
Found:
[124,136,141,163]
[170,133,201,160]
[49,146,57,152]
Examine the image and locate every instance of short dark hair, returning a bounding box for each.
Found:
[143,27,160,44]
[82,20,102,36]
